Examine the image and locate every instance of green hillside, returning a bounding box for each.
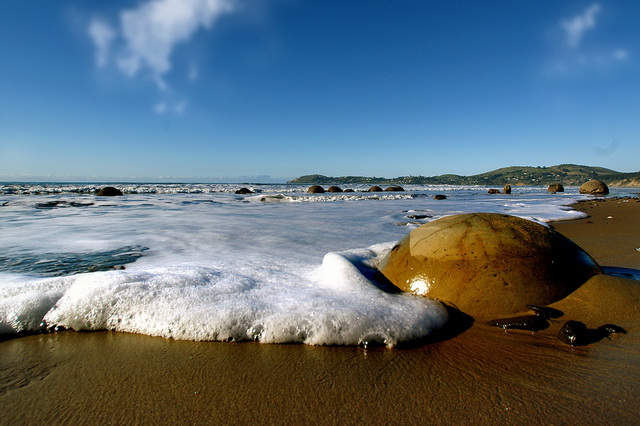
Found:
[288,164,640,186]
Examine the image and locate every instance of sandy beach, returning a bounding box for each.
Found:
[2,196,640,425]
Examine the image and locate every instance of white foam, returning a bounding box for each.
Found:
[1,246,448,346]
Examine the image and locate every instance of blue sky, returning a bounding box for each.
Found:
[0,1,638,182]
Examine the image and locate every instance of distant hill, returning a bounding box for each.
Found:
[288,164,640,187]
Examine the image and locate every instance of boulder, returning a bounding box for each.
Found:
[548,183,565,193]
[235,187,254,194]
[385,186,405,192]
[368,186,384,192]
[96,187,123,196]
[503,184,511,194]
[433,194,447,200]
[579,179,609,195]
[378,213,601,318]
[327,186,343,193]
[487,189,501,194]
[343,189,355,193]
[307,185,325,194]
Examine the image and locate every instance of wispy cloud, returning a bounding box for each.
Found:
[544,3,629,77]
[154,100,188,115]
[612,48,628,61]
[88,0,235,91]
[188,62,200,81]
[561,3,601,48]
[88,19,116,67]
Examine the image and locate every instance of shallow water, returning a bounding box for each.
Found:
[0,183,633,345]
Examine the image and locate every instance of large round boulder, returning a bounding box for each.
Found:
[368,185,383,192]
[96,187,123,196]
[548,183,564,193]
[378,213,601,318]
[327,186,343,193]
[579,179,609,195]
[385,186,405,192]
[307,185,325,194]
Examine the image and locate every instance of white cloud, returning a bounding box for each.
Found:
[88,19,116,67]
[561,3,601,48]
[88,0,235,89]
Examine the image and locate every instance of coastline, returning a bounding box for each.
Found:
[2,197,640,424]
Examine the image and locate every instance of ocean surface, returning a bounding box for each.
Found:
[1,182,633,347]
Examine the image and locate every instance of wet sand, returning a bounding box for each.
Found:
[2,197,640,424]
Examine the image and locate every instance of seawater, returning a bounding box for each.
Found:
[0,183,631,346]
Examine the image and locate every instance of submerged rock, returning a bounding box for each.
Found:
[97,187,123,196]
[487,189,501,194]
[433,194,447,200]
[378,213,601,318]
[579,179,609,195]
[385,186,404,192]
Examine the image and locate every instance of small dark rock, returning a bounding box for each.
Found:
[503,184,512,194]
[97,187,124,196]
[599,324,627,334]
[558,321,627,346]
[558,320,588,345]
[343,189,355,193]
[487,189,501,194]
[406,214,432,220]
[235,187,254,194]
[433,194,447,200]
[36,201,68,209]
[385,186,404,192]
[488,315,550,331]
[526,304,564,319]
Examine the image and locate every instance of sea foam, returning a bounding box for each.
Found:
[2,244,447,347]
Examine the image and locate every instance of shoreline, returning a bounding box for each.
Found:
[2,197,640,424]
[552,196,640,269]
